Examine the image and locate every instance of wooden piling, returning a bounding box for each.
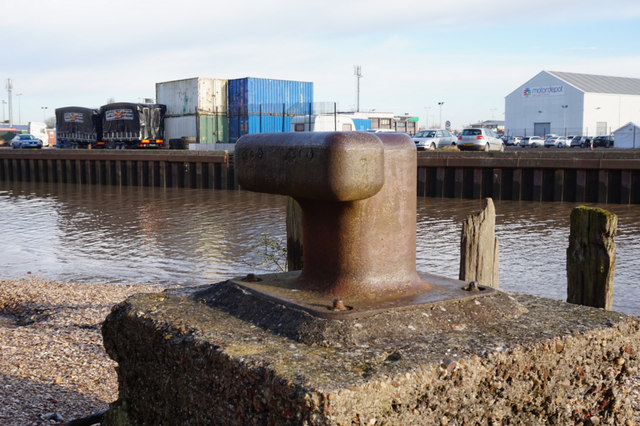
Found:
[459,197,499,288]
[285,197,303,271]
[566,206,617,310]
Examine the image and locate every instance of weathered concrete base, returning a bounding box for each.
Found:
[102,280,640,425]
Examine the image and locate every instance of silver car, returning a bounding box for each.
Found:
[506,136,522,146]
[544,136,569,148]
[412,129,457,150]
[457,128,504,152]
[520,136,544,147]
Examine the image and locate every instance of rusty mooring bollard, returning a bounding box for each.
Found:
[235,132,493,317]
[236,132,423,298]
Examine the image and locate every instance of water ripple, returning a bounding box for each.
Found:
[0,181,638,316]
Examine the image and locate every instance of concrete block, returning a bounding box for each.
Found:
[102,282,640,425]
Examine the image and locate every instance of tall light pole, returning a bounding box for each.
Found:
[6,79,13,127]
[354,65,362,113]
[437,101,444,129]
[16,93,22,125]
[41,106,48,121]
[561,104,568,137]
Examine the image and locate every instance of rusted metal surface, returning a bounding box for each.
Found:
[236,132,422,298]
[416,150,640,170]
[0,149,230,163]
[235,131,496,316]
[230,270,493,320]
[235,132,384,201]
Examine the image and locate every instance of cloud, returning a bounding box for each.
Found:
[4,0,640,125]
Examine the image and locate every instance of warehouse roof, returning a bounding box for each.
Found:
[547,71,640,95]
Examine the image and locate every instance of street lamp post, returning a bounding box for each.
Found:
[437,101,444,129]
[561,105,568,137]
[16,93,22,125]
[41,106,48,122]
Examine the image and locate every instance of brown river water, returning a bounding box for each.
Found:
[1,181,638,316]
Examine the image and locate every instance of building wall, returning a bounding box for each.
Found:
[583,93,640,136]
[506,71,640,138]
[505,71,584,137]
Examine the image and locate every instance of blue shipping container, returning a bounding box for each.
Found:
[352,118,372,131]
[228,77,313,141]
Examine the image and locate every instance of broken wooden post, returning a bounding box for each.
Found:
[459,197,499,288]
[566,206,617,310]
[286,197,303,271]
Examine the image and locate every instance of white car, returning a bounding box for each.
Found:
[506,136,522,146]
[412,129,457,150]
[457,128,504,152]
[544,136,569,148]
[520,136,544,147]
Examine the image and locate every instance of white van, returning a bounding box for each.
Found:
[28,122,49,147]
[291,114,355,132]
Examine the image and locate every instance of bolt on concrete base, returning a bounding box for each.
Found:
[102,281,640,425]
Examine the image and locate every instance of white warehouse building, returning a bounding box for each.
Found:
[505,71,640,138]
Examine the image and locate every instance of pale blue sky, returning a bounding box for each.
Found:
[3,0,640,130]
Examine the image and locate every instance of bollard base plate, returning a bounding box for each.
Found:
[227,270,495,320]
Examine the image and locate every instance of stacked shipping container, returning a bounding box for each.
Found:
[156,76,314,144]
[227,77,314,142]
[156,78,228,144]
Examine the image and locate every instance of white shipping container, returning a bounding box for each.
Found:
[164,116,197,141]
[156,77,227,116]
[291,114,355,132]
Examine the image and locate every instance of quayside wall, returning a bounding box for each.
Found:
[1,149,640,204]
[0,150,235,190]
[417,150,640,204]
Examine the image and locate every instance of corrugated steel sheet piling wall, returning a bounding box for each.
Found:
[415,151,640,204]
[1,150,640,204]
[0,151,236,190]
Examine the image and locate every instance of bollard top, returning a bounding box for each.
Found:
[236,132,385,201]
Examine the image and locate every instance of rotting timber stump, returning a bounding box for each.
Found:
[567,205,617,310]
[234,132,495,317]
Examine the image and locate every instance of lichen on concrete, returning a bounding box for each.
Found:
[102,281,640,425]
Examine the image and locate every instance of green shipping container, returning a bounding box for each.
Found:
[198,114,229,144]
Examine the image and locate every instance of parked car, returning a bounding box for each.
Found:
[570,136,592,148]
[592,135,614,148]
[520,136,544,147]
[457,128,504,152]
[544,136,569,148]
[11,134,43,149]
[412,129,457,150]
[507,136,522,146]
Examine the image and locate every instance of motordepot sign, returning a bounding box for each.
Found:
[523,85,564,98]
